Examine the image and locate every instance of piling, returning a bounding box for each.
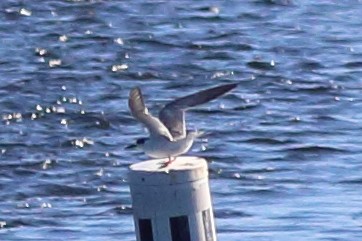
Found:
[128,156,217,241]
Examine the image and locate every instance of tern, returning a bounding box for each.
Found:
[126,83,237,166]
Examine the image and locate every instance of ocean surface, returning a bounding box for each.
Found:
[1,0,362,240]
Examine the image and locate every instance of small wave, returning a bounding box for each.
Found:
[338,178,362,185]
[126,71,161,80]
[244,188,281,196]
[35,183,95,197]
[188,41,253,51]
[201,52,235,60]
[285,145,347,153]
[343,61,362,68]
[115,205,133,215]
[129,37,181,48]
[245,137,294,145]
[215,209,253,219]
[254,0,294,6]
[291,83,335,93]
[61,137,94,148]
[299,60,325,70]
[247,60,275,70]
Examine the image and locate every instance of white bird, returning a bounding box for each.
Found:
[126,83,237,166]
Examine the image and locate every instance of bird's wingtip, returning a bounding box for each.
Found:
[130,87,141,96]
[129,86,147,116]
[226,83,238,89]
[215,83,238,94]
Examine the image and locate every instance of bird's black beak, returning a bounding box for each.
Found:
[125,143,137,150]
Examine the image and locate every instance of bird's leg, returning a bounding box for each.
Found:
[162,156,176,167]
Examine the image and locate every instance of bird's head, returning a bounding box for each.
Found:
[125,137,149,150]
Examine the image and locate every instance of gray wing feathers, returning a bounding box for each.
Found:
[159,83,237,139]
[159,108,185,140]
[129,88,173,141]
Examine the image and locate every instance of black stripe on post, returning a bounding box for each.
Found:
[139,219,154,241]
[170,215,191,241]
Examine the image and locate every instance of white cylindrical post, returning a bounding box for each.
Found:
[128,156,217,241]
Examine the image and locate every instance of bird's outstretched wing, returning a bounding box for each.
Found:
[129,87,173,141]
[159,83,237,140]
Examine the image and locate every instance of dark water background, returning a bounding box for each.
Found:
[1,0,362,240]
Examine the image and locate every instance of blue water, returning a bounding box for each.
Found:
[1,0,362,240]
